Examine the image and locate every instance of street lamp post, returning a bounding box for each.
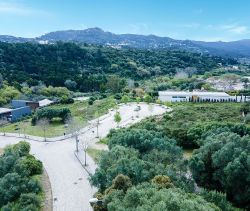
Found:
[96,118,99,138]
[82,141,88,166]
[76,135,79,152]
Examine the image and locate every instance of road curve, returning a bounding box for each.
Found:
[0,103,168,211]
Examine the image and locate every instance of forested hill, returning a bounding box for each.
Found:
[1,28,250,57]
[0,42,236,92]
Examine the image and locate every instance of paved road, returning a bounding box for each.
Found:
[0,137,96,211]
[80,103,169,150]
[0,103,168,211]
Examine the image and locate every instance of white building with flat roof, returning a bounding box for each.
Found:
[158,91,233,102]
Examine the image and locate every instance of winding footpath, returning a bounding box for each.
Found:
[0,103,169,211]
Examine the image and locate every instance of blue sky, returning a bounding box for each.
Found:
[0,0,250,41]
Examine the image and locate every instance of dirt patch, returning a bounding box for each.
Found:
[41,168,53,211]
[0,148,3,155]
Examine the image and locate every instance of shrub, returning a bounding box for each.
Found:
[88,97,96,105]
[60,97,74,104]
[17,193,41,211]
[32,107,71,125]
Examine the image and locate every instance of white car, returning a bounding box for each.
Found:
[134,106,141,111]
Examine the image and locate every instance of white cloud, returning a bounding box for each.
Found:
[226,25,248,34]
[208,23,249,35]
[0,1,51,17]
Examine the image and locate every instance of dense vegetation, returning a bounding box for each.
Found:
[89,102,250,210]
[0,141,43,210]
[132,103,249,149]
[0,42,236,92]
[190,131,249,208]
[91,129,191,192]
[91,125,239,210]
[105,183,221,211]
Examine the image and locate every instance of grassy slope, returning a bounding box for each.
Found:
[0,97,116,137]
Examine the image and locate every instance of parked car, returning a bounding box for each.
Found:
[134,105,141,111]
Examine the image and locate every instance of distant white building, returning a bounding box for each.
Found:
[38,99,54,107]
[158,91,237,102]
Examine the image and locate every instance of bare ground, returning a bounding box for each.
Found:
[41,168,53,211]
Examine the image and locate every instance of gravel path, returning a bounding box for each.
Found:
[0,103,168,211]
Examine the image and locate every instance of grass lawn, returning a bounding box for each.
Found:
[0,97,116,137]
[86,148,103,162]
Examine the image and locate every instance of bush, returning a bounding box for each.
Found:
[114,93,122,100]
[18,193,41,211]
[32,107,71,125]
[15,155,43,177]
[60,97,74,104]
[88,96,96,105]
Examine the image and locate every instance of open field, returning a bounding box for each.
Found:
[0,97,116,137]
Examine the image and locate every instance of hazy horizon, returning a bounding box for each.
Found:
[2,27,250,43]
[0,0,249,42]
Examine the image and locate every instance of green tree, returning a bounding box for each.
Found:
[199,189,239,211]
[0,142,43,209]
[189,132,250,208]
[143,94,153,103]
[105,174,132,195]
[64,79,77,91]
[114,112,122,127]
[104,184,220,211]
[106,75,126,93]
[151,175,174,189]
[240,102,250,116]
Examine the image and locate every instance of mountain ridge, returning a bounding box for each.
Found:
[0,27,250,58]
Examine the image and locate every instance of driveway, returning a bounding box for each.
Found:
[0,103,168,211]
